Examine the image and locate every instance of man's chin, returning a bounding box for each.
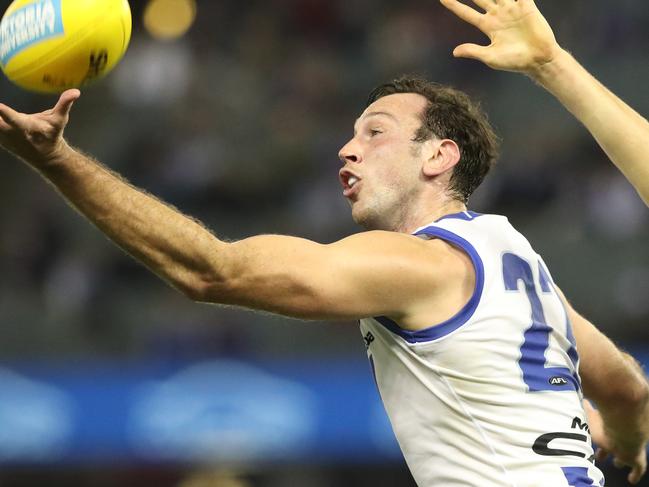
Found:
[351,210,367,229]
[351,206,382,231]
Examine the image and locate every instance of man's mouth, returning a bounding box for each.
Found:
[343,178,361,198]
[339,169,362,198]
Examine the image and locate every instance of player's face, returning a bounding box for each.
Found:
[338,93,430,230]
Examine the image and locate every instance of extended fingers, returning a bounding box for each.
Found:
[471,0,496,11]
[0,103,21,128]
[447,0,521,15]
[628,454,647,484]
[439,0,484,28]
[52,89,81,120]
[629,468,643,485]
[613,458,626,469]
[611,455,647,485]
[595,448,610,463]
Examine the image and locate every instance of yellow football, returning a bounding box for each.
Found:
[0,0,132,93]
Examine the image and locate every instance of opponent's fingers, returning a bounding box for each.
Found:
[51,89,81,121]
[629,466,645,484]
[440,0,484,29]
[453,43,491,61]
[0,103,22,128]
[628,455,647,484]
[595,448,610,463]
[470,0,495,12]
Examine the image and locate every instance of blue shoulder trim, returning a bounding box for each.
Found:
[435,210,483,223]
[374,227,485,344]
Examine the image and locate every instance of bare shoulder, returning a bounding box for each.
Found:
[330,230,474,280]
[330,230,469,274]
[329,230,476,327]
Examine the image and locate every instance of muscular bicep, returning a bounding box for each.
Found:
[198,231,449,321]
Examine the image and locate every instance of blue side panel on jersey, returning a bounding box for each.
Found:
[503,253,580,392]
[561,467,596,486]
[539,260,581,387]
[374,227,485,343]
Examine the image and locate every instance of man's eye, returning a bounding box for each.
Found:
[369,129,383,137]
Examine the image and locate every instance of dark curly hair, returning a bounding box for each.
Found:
[367,75,499,203]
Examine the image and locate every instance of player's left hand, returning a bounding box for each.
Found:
[0,89,80,167]
[439,0,561,75]
[584,399,649,485]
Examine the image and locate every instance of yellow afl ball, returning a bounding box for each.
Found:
[0,0,132,93]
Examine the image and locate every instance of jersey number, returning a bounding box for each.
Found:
[502,253,580,392]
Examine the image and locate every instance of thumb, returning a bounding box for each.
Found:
[52,89,81,120]
[453,43,490,62]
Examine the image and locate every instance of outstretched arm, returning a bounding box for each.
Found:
[560,288,649,484]
[0,93,465,322]
[440,0,649,206]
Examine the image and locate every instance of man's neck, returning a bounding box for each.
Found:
[394,201,468,234]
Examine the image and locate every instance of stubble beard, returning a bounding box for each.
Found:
[352,189,405,232]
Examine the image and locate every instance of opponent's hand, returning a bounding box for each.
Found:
[584,399,649,485]
[0,89,80,166]
[439,0,561,75]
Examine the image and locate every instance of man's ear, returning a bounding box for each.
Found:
[422,139,461,177]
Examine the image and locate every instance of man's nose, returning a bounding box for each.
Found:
[338,139,362,165]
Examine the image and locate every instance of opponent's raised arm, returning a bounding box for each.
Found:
[0,93,459,323]
[561,287,649,484]
[440,0,649,206]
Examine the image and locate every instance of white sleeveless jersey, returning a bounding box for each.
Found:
[360,211,604,487]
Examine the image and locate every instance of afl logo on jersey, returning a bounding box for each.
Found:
[363,331,375,349]
[549,376,569,386]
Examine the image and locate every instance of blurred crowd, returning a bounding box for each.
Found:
[1,0,648,361]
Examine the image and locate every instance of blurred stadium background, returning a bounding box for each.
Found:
[1,0,648,485]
